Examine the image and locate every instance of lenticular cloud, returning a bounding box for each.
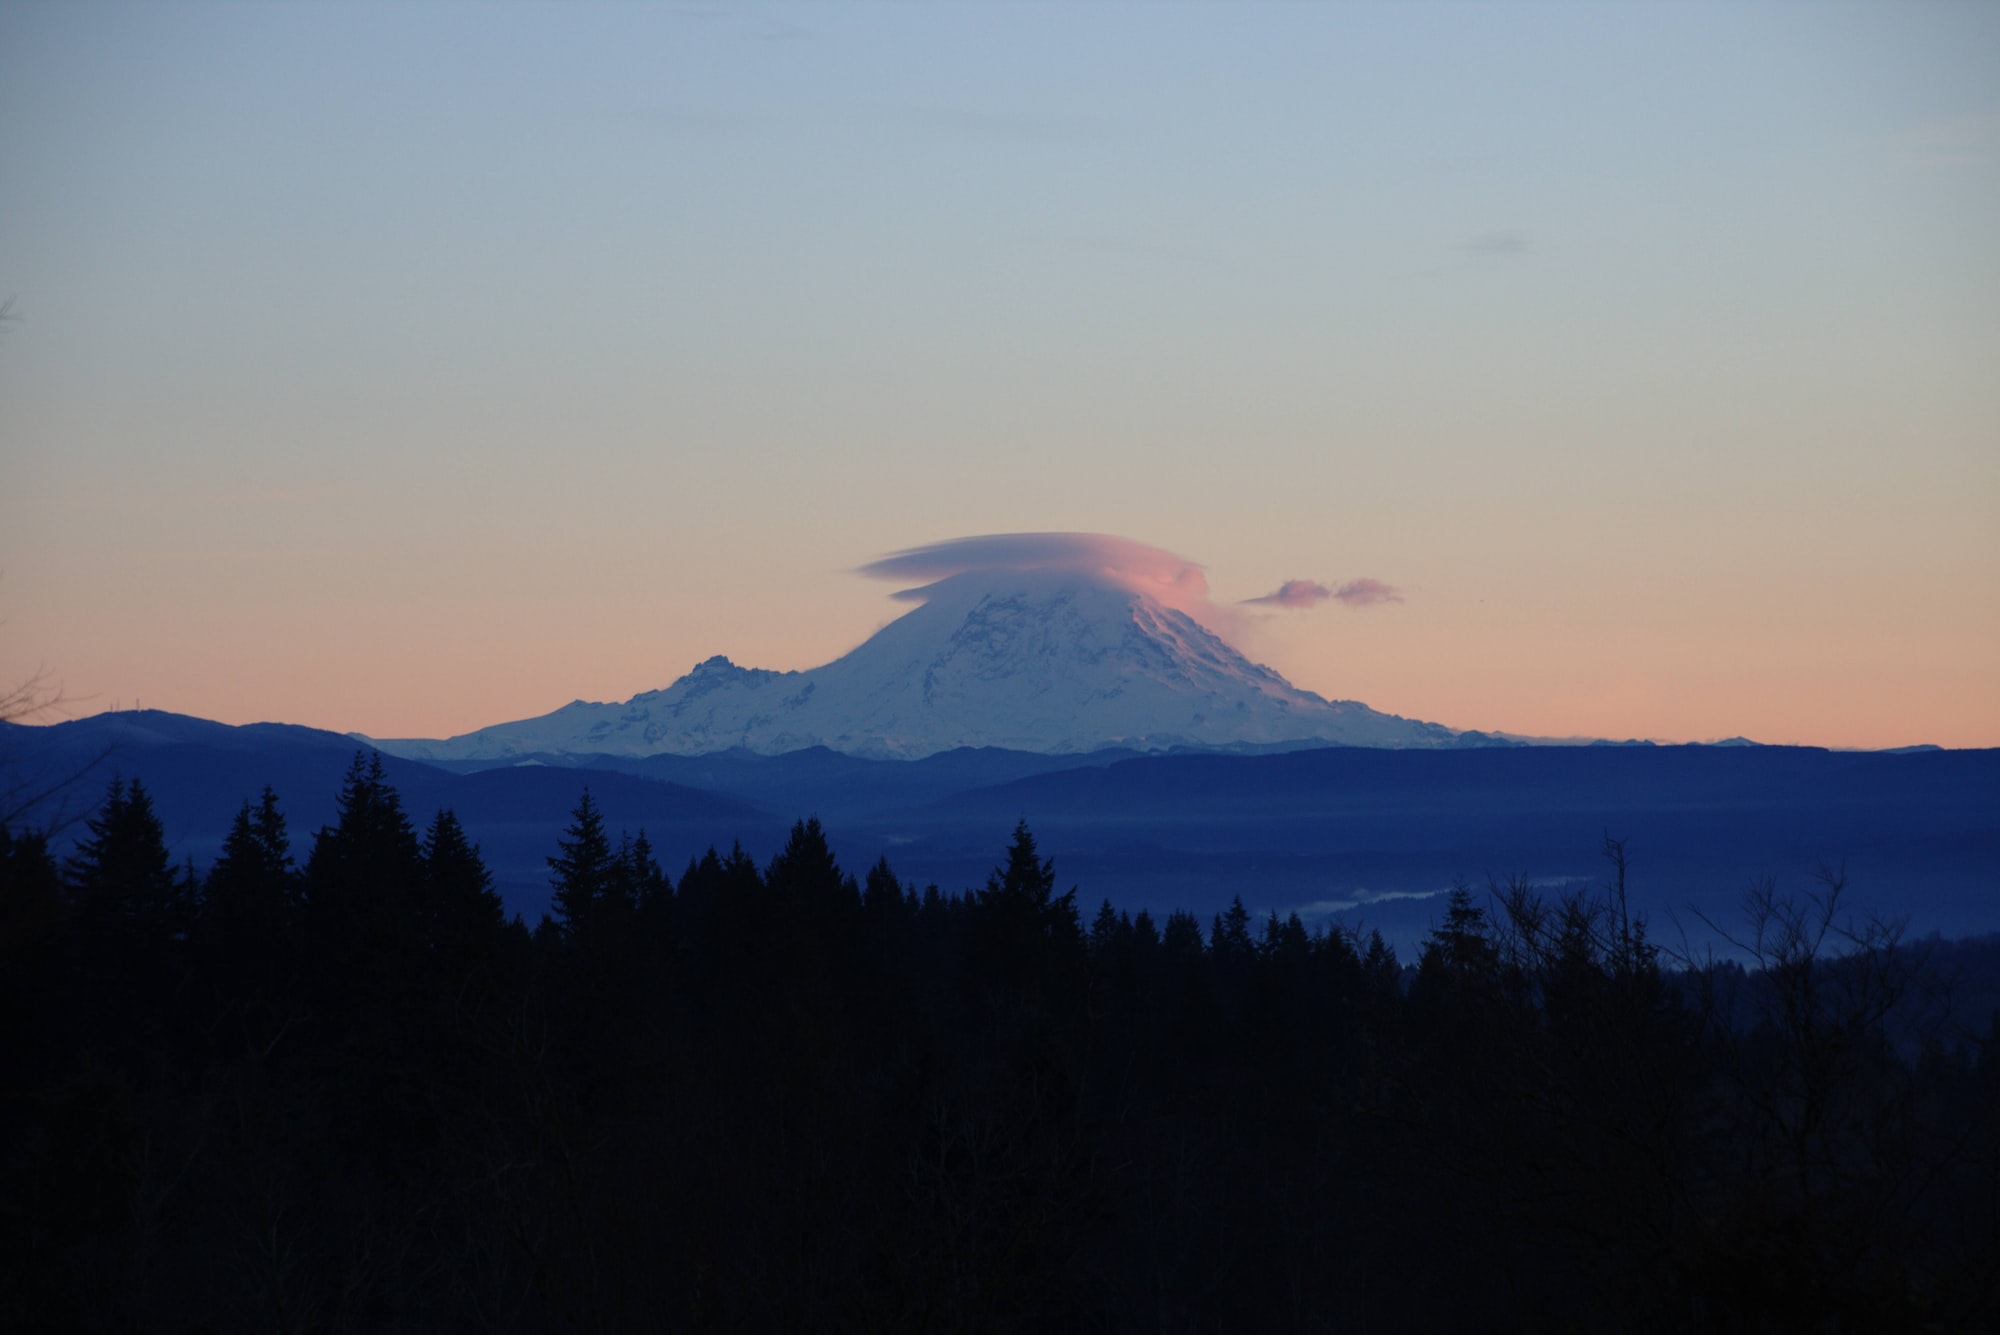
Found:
[1243,579,1333,609]
[858,533,1210,606]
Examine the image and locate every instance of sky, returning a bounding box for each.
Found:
[1,2,1995,749]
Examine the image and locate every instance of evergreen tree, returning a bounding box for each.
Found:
[1210,895,1254,960]
[203,786,295,936]
[1265,911,1310,963]
[621,828,674,951]
[963,821,1084,1024]
[1417,886,1501,985]
[58,778,191,1058]
[1361,929,1399,992]
[1089,898,1125,955]
[862,855,908,919]
[765,817,854,908]
[300,751,428,981]
[65,777,187,937]
[548,788,615,939]
[673,841,763,947]
[195,786,297,1020]
[421,807,502,963]
[978,820,1080,945]
[304,753,424,898]
[1162,909,1205,961]
[0,823,64,1052]
[621,829,670,912]
[0,823,62,941]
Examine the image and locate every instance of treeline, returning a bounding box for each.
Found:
[2,755,1996,1332]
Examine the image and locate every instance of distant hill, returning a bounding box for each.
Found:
[1,711,768,918]
[7,710,1994,949]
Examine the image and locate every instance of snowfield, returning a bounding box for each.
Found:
[374,569,1461,760]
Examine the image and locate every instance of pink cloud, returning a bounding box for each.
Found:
[858,532,1210,607]
[1333,578,1402,607]
[1243,579,1332,609]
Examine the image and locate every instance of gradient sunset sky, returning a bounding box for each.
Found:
[2,3,1995,749]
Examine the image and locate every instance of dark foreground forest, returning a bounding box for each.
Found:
[3,756,1996,1333]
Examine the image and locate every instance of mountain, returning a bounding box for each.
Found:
[373,568,1463,761]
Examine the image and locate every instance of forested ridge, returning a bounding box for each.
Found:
[2,755,1996,1332]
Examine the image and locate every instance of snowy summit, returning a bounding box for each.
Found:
[374,567,1461,761]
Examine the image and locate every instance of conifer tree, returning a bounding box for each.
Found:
[304,753,424,899]
[548,788,615,939]
[421,807,502,961]
[196,786,298,1015]
[979,820,1080,946]
[300,752,428,982]
[1210,895,1254,959]
[1163,909,1205,961]
[862,855,908,918]
[964,821,1085,1023]
[0,824,64,1029]
[1418,886,1500,983]
[622,829,669,912]
[1090,898,1124,955]
[203,786,295,935]
[765,817,852,906]
[1361,929,1399,991]
[65,777,186,936]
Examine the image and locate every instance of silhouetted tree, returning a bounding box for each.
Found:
[6,771,1997,1334]
[547,788,620,942]
[420,806,502,968]
[0,822,63,1060]
[296,748,436,1182]
[193,786,297,1041]
[1211,894,1255,959]
[963,820,1084,1029]
[618,829,670,914]
[862,853,910,919]
[65,776,187,937]
[201,787,294,937]
[304,753,422,893]
[764,816,855,908]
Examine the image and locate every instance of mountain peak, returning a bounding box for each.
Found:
[376,569,1459,761]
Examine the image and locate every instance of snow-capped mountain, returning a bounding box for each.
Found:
[373,569,1462,761]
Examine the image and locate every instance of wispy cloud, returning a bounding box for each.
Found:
[1244,577,1403,609]
[1333,578,1403,607]
[1462,229,1528,259]
[1393,228,1531,279]
[1244,579,1332,609]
